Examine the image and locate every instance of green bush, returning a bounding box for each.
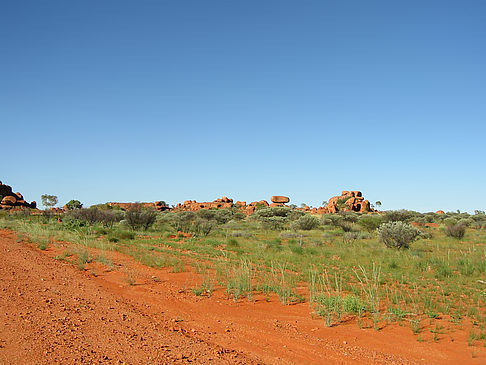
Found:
[260,216,288,231]
[358,215,383,232]
[377,222,421,249]
[192,218,214,236]
[163,211,196,232]
[443,217,458,227]
[383,210,415,223]
[107,230,135,242]
[342,231,362,244]
[291,215,319,231]
[253,207,288,218]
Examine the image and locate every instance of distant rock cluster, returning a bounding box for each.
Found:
[174,197,270,215]
[107,191,373,216]
[0,180,374,216]
[299,191,372,214]
[107,201,170,211]
[0,181,36,210]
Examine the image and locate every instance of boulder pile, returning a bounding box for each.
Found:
[104,191,371,216]
[173,197,275,215]
[303,191,372,214]
[0,181,36,210]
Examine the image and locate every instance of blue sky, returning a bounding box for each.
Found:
[2,1,485,212]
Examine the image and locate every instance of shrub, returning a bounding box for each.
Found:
[62,215,88,230]
[358,215,383,232]
[444,224,466,239]
[336,196,352,209]
[213,209,233,224]
[443,217,458,227]
[260,216,288,230]
[253,207,293,219]
[107,230,135,242]
[342,231,361,244]
[65,200,83,210]
[291,215,319,231]
[321,212,358,229]
[165,211,196,232]
[192,218,214,236]
[457,218,473,227]
[125,208,157,231]
[280,232,306,239]
[69,208,123,227]
[383,210,415,223]
[196,210,216,221]
[338,211,359,223]
[288,210,306,221]
[377,222,421,249]
[230,231,252,238]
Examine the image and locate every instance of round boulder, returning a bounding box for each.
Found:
[1,195,17,206]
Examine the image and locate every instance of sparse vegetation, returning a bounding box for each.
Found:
[2,206,486,343]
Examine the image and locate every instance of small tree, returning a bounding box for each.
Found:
[65,199,83,210]
[41,194,58,209]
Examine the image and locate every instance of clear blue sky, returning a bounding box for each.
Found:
[2,1,485,212]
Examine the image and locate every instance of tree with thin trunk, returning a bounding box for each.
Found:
[41,194,58,209]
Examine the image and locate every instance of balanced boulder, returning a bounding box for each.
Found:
[271,196,290,204]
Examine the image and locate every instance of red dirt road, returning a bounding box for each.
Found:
[0,229,484,364]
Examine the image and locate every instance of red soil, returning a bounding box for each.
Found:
[0,229,484,364]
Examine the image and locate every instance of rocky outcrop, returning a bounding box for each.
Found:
[0,181,36,210]
[109,191,372,216]
[303,190,372,214]
[107,201,170,211]
[175,197,234,212]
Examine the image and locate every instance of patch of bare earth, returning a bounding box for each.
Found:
[0,230,484,364]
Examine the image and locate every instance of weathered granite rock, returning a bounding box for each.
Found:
[271,196,290,204]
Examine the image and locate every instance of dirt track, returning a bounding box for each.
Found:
[0,229,484,364]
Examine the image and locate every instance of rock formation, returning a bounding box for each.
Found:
[106,191,372,216]
[303,191,372,214]
[107,201,170,211]
[0,181,36,210]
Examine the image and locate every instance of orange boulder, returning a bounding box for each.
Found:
[271,196,290,204]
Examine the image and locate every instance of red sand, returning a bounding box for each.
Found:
[1,229,484,364]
